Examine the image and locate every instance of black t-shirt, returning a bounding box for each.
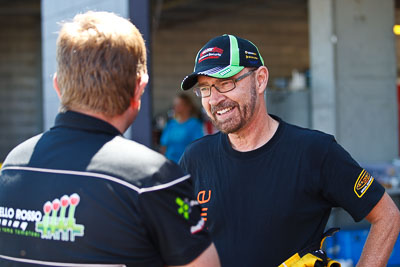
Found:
[0,111,211,267]
[179,115,385,267]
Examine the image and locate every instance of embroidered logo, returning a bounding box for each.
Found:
[245,50,259,60]
[198,47,224,63]
[354,169,374,198]
[35,193,84,242]
[176,197,191,220]
[197,190,211,222]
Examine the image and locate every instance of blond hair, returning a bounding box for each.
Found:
[56,11,147,116]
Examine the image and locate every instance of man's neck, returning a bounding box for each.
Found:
[228,111,279,152]
[69,108,131,134]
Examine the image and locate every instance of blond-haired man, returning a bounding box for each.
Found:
[0,11,219,267]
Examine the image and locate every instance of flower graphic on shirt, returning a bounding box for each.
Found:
[35,193,84,242]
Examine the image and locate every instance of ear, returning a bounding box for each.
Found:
[53,73,61,98]
[255,66,269,94]
[130,73,149,110]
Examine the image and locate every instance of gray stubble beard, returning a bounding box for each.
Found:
[210,83,257,134]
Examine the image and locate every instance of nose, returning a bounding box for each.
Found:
[208,86,226,106]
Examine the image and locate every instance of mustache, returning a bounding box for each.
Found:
[210,101,238,114]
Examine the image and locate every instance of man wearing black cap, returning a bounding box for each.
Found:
[179,34,400,266]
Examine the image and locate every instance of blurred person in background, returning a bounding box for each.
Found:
[160,93,204,163]
[0,11,219,267]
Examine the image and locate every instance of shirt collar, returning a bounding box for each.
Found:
[51,111,122,136]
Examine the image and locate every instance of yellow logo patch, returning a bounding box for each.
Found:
[354,169,374,198]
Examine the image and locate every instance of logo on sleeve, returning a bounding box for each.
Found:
[354,169,374,198]
[176,197,205,234]
[197,190,211,222]
[176,197,191,220]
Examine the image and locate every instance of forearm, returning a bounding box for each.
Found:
[357,194,400,267]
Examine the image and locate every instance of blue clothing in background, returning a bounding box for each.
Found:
[161,118,204,163]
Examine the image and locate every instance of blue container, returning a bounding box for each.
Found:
[325,229,400,266]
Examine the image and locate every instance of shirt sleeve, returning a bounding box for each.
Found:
[320,140,385,222]
[138,174,212,266]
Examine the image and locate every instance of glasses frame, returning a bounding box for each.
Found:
[193,68,257,98]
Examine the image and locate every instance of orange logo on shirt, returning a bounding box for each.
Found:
[197,190,211,204]
[197,190,211,222]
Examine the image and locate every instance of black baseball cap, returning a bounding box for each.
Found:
[181,34,264,90]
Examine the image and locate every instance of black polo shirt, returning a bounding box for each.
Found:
[0,111,211,267]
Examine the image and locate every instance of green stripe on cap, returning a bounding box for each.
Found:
[228,35,240,66]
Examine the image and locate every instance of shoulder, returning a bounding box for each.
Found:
[180,132,221,167]
[270,118,337,164]
[104,136,166,162]
[2,134,43,167]
[90,136,185,187]
[186,132,219,152]
[282,121,335,149]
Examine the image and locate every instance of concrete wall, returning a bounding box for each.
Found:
[309,0,336,135]
[266,90,310,128]
[41,0,129,130]
[335,0,398,162]
[310,0,398,162]
[0,0,42,161]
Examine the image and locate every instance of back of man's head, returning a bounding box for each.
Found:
[56,11,147,117]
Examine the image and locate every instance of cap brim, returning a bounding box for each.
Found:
[181,65,244,90]
[181,73,199,91]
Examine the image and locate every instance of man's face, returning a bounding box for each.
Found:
[198,69,258,134]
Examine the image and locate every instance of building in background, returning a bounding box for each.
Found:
[0,0,398,163]
[0,0,42,162]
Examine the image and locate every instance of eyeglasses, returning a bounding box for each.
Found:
[193,69,256,98]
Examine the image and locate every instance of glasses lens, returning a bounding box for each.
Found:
[194,86,210,98]
[217,80,235,93]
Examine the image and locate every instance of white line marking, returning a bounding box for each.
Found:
[1,166,190,194]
